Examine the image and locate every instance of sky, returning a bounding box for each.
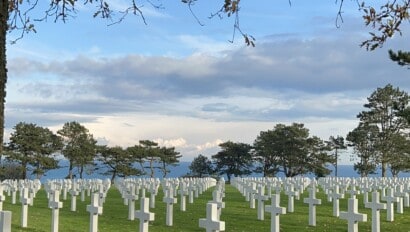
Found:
[5,0,410,163]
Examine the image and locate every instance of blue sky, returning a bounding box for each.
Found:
[5,0,410,163]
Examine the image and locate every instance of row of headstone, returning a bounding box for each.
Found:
[231,176,410,232]
[0,179,110,232]
[114,177,218,232]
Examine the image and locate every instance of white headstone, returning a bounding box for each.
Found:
[381,188,399,222]
[265,194,286,232]
[284,184,299,213]
[199,203,225,232]
[255,185,269,220]
[0,211,11,232]
[20,188,31,228]
[125,185,138,221]
[87,193,103,232]
[163,187,177,226]
[135,197,155,232]
[49,190,63,232]
[340,198,367,232]
[179,182,187,212]
[365,191,386,232]
[329,185,344,217]
[303,181,321,226]
[0,185,5,211]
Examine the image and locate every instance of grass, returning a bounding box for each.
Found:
[1,183,410,231]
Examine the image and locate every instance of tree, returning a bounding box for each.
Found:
[126,145,147,175]
[307,136,334,178]
[253,130,282,177]
[212,141,253,182]
[98,145,143,181]
[57,121,97,179]
[388,133,410,176]
[357,84,410,176]
[0,1,408,156]
[266,123,313,177]
[346,123,379,177]
[158,146,181,178]
[359,0,410,64]
[6,122,62,179]
[389,50,410,68]
[327,135,347,177]
[188,154,214,178]
[139,140,161,178]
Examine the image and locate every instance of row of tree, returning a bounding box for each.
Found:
[189,84,410,180]
[1,121,181,181]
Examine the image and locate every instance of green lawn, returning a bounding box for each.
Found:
[1,184,410,231]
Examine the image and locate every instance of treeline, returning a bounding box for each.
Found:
[188,84,410,180]
[1,122,181,181]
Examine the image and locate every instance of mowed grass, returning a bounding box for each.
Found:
[2,183,410,231]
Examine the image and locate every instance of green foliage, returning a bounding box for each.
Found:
[355,84,410,176]
[98,145,143,181]
[389,50,410,68]
[212,141,253,182]
[0,161,23,180]
[326,135,347,176]
[139,140,161,178]
[158,146,182,178]
[57,121,98,179]
[253,123,333,178]
[253,129,281,177]
[307,136,334,178]
[347,123,379,177]
[6,122,62,179]
[188,154,214,177]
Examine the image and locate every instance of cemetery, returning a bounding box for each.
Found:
[0,177,408,231]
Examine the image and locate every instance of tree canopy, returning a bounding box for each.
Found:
[6,122,62,179]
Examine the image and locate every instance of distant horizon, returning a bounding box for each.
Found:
[33,160,410,182]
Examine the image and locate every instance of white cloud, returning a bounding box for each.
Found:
[154,137,188,148]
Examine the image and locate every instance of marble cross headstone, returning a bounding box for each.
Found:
[265,194,286,232]
[329,185,344,217]
[199,203,225,232]
[254,185,269,220]
[20,187,31,228]
[125,185,138,221]
[303,181,321,226]
[284,184,299,213]
[0,185,5,211]
[135,197,155,232]
[381,188,399,222]
[365,191,386,232]
[49,190,63,232]
[340,198,367,232]
[0,211,11,232]
[87,193,103,232]
[163,187,177,226]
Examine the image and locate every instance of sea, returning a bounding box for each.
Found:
[33,160,410,183]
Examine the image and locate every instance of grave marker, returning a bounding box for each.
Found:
[265,194,286,232]
[135,197,155,232]
[365,191,386,232]
[199,203,225,232]
[49,190,63,232]
[340,198,367,232]
[303,181,321,226]
[87,193,103,232]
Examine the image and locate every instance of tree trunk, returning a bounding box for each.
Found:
[111,170,116,182]
[381,162,387,177]
[79,165,84,179]
[0,1,8,154]
[68,162,73,179]
[335,150,338,177]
